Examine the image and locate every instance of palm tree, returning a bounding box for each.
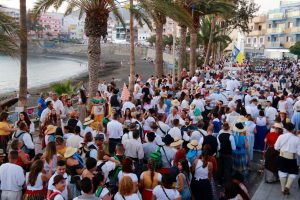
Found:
[188,0,234,71]
[33,0,124,107]
[198,17,231,56]
[128,1,152,93]
[141,0,192,78]
[0,8,19,57]
[18,0,28,108]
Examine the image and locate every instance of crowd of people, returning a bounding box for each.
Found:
[0,58,300,200]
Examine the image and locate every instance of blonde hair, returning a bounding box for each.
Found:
[118,176,134,196]
[45,141,57,163]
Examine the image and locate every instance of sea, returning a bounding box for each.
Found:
[0,55,88,94]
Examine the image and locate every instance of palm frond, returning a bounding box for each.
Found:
[32,0,62,19]
[130,5,153,31]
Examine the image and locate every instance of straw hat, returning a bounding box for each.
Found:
[187,140,202,150]
[64,147,78,158]
[161,93,168,98]
[171,99,181,107]
[235,116,248,123]
[83,116,94,126]
[233,122,246,133]
[273,123,283,129]
[45,125,57,135]
[170,137,183,147]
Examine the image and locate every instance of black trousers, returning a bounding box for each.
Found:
[219,153,233,184]
[109,138,121,155]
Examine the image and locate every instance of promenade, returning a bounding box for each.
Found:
[252,178,300,200]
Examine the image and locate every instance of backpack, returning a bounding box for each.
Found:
[135,121,144,141]
[84,144,97,158]
[47,191,61,200]
[150,146,162,169]
[96,161,107,174]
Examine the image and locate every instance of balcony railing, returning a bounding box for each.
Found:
[266,42,284,48]
[268,13,285,20]
[290,27,300,33]
[287,10,300,18]
[267,28,284,34]
[252,16,267,23]
[249,29,267,36]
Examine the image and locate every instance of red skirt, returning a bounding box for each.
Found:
[142,189,153,200]
[23,188,46,200]
[157,168,170,174]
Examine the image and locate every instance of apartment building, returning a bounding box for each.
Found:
[245,15,267,58]
[264,0,300,59]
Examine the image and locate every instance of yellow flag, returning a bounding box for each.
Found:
[236,52,245,65]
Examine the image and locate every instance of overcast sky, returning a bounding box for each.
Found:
[0,0,291,13]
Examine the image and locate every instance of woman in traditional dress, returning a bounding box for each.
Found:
[245,115,256,161]
[24,160,52,200]
[254,110,268,151]
[91,91,106,123]
[264,123,282,183]
[78,89,87,124]
[232,122,249,179]
[139,159,162,200]
[0,112,17,154]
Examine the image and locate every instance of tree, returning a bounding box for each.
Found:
[147,35,156,46]
[0,8,19,57]
[140,0,192,77]
[18,0,28,108]
[289,42,300,59]
[33,0,124,108]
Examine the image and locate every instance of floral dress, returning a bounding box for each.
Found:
[91,97,105,123]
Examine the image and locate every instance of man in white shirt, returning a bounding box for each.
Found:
[52,93,64,116]
[0,151,25,200]
[244,90,253,106]
[48,160,70,200]
[274,123,300,195]
[107,113,123,155]
[66,126,84,148]
[49,175,67,200]
[156,114,170,138]
[191,93,205,112]
[40,101,54,126]
[13,122,35,159]
[165,107,184,127]
[226,107,240,128]
[265,100,278,128]
[123,130,144,160]
[246,99,260,119]
[168,119,190,142]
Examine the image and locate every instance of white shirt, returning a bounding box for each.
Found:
[14,131,35,150]
[122,131,142,144]
[40,107,51,123]
[153,185,180,200]
[123,139,144,159]
[156,121,170,138]
[265,106,278,122]
[168,127,190,141]
[245,104,259,119]
[181,99,190,110]
[244,94,252,106]
[217,131,236,151]
[191,99,205,112]
[165,114,184,127]
[26,172,43,190]
[97,160,116,181]
[0,163,25,191]
[107,120,123,139]
[143,116,155,131]
[53,99,64,115]
[66,134,84,148]
[122,101,136,113]
[48,172,69,200]
[118,172,138,183]
[52,189,64,200]
[274,132,300,155]
[114,193,140,200]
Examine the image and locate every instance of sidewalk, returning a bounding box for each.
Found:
[252,179,300,200]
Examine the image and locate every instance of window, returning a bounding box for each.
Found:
[260,37,264,44]
[269,24,271,28]
[253,38,257,44]
[258,25,262,31]
[247,38,251,44]
[268,37,270,42]
[288,22,292,28]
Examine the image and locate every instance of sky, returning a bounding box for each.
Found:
[0,0,293,13]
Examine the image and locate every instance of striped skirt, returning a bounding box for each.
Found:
[23,189,46,200]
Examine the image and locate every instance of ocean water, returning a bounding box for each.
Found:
[0,55,88,94]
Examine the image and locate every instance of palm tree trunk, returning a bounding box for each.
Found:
[178,26,187,80]
[87,36,101,109]
[155,21,164,77]
[129,0,135,93]
[18,0,27,108]
[189,28,197,75]
[204,16,216,67]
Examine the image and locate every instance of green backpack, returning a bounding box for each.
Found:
[150,146,162,169]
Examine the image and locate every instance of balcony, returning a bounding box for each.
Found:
[266,42,284,48]
[268,12,285,20]
[267,28,284,34]
[252,16,267,23]
[290,27,300,33]
[249,29,267,36]
[283,42,295,48]
[287,10,300,18]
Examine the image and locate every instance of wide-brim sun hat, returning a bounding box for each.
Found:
[233,122,246,133]
[171,99,181,107]
[187,140,202,150]
[45,125,57,135]
[170,137,183,147]
[273,123,283,129]
[64,147,78,158]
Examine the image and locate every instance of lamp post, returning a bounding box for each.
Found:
[172,20,177,84]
